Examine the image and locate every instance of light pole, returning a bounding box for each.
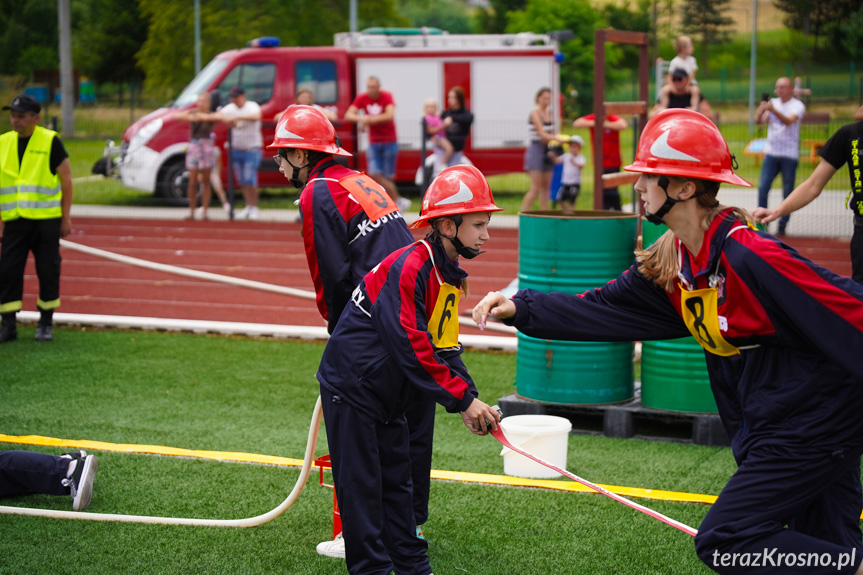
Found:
[58,0,74,137]
[748,0,758,136]
[194,0,201,73]
[350,0,358,48]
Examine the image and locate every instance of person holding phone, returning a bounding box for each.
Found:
[756,77,805,235]
[753,112,863,284]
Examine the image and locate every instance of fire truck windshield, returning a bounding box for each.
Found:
[173,58,230,109]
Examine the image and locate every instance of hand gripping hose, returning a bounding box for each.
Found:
[0,397,323,527]
[490,425,698,537]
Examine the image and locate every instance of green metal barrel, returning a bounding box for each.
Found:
[640,223,717,413]
[516,211,638,404]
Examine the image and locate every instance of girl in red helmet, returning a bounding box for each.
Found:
[474,109,863,574]
[271,105,444,560]
[316,164,502,575]
[269,104,412,333]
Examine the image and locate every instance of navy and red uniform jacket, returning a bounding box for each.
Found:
[317,239,478,424]
[507,210,863,462]
[300,159,414,333]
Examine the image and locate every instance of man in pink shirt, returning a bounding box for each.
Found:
[344,77,409,211]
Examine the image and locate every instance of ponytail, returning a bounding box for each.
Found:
[635,178,758,292]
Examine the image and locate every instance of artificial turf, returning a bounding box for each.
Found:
[0,326,733,574]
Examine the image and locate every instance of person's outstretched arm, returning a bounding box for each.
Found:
[752,160,838,224]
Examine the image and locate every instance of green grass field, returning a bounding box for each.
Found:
[0,326,733,574]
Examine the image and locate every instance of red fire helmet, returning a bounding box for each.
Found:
[624,109,751,187]
[268,105,351,157]
[409,165,502,229]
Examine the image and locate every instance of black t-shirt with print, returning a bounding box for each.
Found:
[819,121,862,214]
[16,133,69,175]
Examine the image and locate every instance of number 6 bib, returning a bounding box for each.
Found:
[428,283,461,349]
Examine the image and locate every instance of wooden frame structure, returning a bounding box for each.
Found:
[591,30,651,210]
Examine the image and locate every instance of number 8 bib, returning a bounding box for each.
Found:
[678,285,740,357]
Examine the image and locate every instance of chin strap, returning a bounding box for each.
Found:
[441,215,483,259]
[645,176,721,225]
[644,176,680,225]
[284,153,310,189]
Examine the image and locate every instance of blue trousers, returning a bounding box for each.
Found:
[695,444,863,574]
[321,386,431,575]
[0,451,69,498]
[757,155,799,228]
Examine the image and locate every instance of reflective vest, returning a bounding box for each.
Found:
[0,126,62,221]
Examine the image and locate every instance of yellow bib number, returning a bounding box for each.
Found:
[429,283,461,349]
[679,285,740,357]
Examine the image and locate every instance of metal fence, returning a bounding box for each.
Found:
[607,62,862,105]
[45,111,856,239]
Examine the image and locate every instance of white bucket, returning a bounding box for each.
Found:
[499,414,572,479]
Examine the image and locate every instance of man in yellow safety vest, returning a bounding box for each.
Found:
[0,94,74,343]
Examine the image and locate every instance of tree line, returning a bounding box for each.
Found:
[0,0,859,105]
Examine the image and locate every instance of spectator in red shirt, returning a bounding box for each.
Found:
[572,113,628,210]
[344,77,410,211]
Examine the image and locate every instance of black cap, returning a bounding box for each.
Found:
[3,94,41,113]
[670,68,688,81]
[229,86,245,97]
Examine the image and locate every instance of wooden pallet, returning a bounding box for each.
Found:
[498,391,730,447]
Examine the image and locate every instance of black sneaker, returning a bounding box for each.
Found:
[62,453,98,511]
[35,323,53,342]
[0,317,17,343]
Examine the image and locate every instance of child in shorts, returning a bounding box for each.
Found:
[557,135,586,212]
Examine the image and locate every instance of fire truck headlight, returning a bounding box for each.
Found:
[128,118,163,153]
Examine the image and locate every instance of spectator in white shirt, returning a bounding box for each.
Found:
[219,86,263,220]
[756,77,806,235]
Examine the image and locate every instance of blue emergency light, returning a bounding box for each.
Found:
[247,37,280,48]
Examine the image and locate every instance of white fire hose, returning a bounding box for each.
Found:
[0,397,322,527]
[0,240,514,525]
[58,240,517,335]
[1,396,699,536]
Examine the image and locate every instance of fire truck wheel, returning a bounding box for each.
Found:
[91,156,113,176]
[157,156,191,205]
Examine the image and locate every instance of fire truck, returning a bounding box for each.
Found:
[101,29,562,202]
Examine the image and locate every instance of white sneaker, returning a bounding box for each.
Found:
[222,202,231,214]
[396,197,412,212]
[248,206,260,221]
[194,207,204,218]
[315,532,345,559]
[235,206,249,220]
